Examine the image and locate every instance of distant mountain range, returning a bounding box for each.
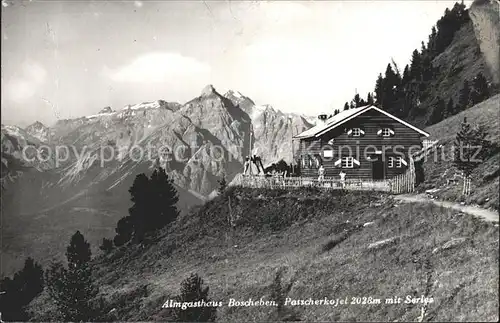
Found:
[0,85,314,275]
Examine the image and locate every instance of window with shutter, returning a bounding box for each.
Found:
[314,155,321,168]
[388,157,395,168]
[382,128,392,137]
[388,156,405,168]
[341,157,354,168]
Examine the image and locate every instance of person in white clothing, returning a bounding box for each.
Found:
[318,164,325,182]
[339,170,346,188]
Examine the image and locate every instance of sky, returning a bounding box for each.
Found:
[1,0,472,127]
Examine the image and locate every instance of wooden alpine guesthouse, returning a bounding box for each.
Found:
[294,105,430,181]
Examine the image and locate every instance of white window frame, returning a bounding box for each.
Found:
[352,128,362,137]
[341,156,354,168]
[388,156,404,168]
[382,128,392,137]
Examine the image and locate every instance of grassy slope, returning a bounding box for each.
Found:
[29,188,499,322]
[420,94,500,209]
[1,162,203,277]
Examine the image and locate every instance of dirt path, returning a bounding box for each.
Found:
[394,194,499,223]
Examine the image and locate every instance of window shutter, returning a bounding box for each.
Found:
[389,128,395,136]
[377,129,383,136]
[346,129,353,136]
[334,159,342,167]
[353,158,361,167]
[400,158,407,166]
[359,128,365,136]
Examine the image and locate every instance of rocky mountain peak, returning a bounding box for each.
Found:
[26,121,47,129]
[98,106,114,114]
[201,84,217,97]
[25,121,49,142]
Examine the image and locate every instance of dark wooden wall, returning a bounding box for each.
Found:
[297,109,424,179]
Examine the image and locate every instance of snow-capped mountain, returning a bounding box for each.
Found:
[1,85,314,274]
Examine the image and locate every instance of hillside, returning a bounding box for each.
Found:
[27,188,499,321]
[420,94,500,209]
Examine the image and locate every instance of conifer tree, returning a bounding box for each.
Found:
[374,73,385,107]
[113,215,134,246]
[172,273,217,322]
[444,97,455,118]
[427,97,445,125]
[353,93,361,108]
[343,102,349,110]
[410,49,422,81]
[46,231,104,321]
[115,168,179,245]
[99,238,113,253]
[66,230,91,268]
[149,167,179,230]
[457,79,471,112]
[469,72,490,106]
[453,117,491,195]
[0,258,44,321]
[367,92,374,105]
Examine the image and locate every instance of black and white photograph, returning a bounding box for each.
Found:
[1,0,499,321]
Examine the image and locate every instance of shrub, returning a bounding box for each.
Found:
[172,273,217,322]
[100,238,113,253]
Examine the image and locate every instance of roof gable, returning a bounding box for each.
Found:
[294,105,429,138]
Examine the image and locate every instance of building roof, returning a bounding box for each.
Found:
[293,105,430,139]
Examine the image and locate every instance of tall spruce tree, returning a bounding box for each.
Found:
[343,102,349,110]
[374,73,385,107]
[46,231,104,321]
[149,167,179,230]
[367,92,374,105]
[128,173,151,242]
[66,230,91,268]
[0,258,44,321]
[453,117,491,195]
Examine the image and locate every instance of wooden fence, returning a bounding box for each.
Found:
[389,156,416,194]
[237,158,417,194]
[237,176,392,192]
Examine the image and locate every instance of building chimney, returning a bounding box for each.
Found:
[317,114,328,124]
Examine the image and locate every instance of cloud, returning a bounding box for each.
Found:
[3,61,47,103]
[257,1,311,24]
[103,52,211,83]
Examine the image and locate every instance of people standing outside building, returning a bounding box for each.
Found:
[318,164,325,182]
[243,156,250,175]
[339,170,346,188]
